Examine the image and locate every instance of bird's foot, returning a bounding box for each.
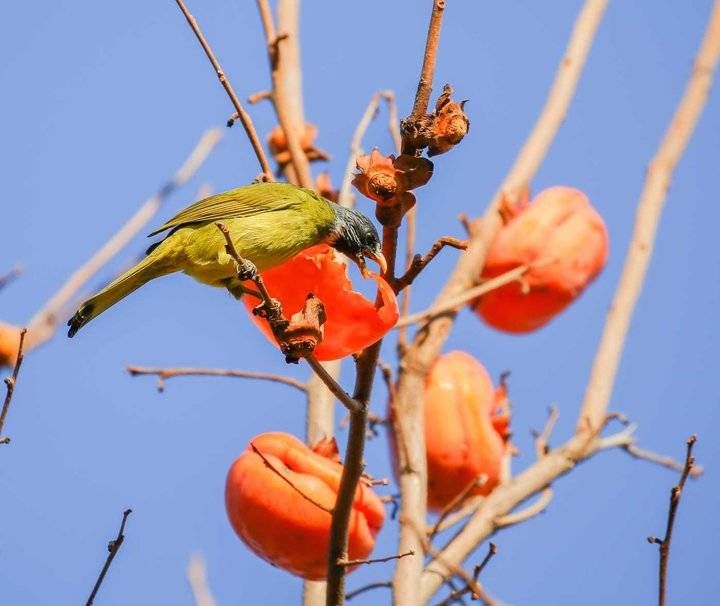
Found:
[253,297,284,323]
[235,259,258,281]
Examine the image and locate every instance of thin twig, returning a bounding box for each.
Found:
[429,476,487,540]
[435,544,498,606]
[187,554,217,606]
[126,365,307,393]
[395,236,468,291]
[345,581,392,601]
[0,266,22,292]
[398,206,417,353]
[475,543,498,578]
[533,405,560,458]
[25,129,222,351]
[339,90,398,207]
[407,0,447,127]
[624,443,703,478]
[174,0,271,178]
[648,435,698,606]
[250,442,333,514]
[305,355,362,414]
[395,265,529,329]
[427,497,484,537]
[409,519,499,606]
[338,550,414,567]
[86,509,132,606]
[494,487,554,528]
[0,328,27,445]
[576,0,720,434]
[248,89,272,105]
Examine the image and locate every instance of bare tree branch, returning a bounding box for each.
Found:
[648,435,698,606]
[305,356,362,415]
[576,0,720,434]
[126,365,307,393]
[25,129,222,351]
[174,0,272,178]
[339,90,399,207]
[434,543,498,606]
[187,554,217,606]
[325,343,380,606]
[494,487,553,529]
[395,236,468,291]
[429,476,487,541]
[86,509,132,606]
[256,0,313,187]
[624,443,703,477]
[405,0,447,151]
[345,581,392,601]
[0,328,27,445]
[338,550,414,568]
[0,266,22,293]
[390,2,609,602]
[395,265,530,329]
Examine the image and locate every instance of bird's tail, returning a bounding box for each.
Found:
[67,248,176,337]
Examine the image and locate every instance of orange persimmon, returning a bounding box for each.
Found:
[475,186,608,333]
[225,432,386,580]
[243,244,398,360]
[392,351,509,512]
[0,323,22,368]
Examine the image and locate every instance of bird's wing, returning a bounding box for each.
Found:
[148,183,320,236]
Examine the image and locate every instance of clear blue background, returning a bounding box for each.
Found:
[1,1,718,604]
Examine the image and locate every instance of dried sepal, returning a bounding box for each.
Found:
[352,149,433,210]
[312,436,341,462]
[279,294,327,363]
[428,84,470,156]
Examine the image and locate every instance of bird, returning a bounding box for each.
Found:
[67,182,387,337]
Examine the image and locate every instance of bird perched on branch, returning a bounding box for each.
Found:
[67,182,386,337]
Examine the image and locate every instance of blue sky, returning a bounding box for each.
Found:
[1,1,719,604]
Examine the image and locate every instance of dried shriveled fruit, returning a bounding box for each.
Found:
[400,84,470,156]
[225,432,386,579]
[475,186,609,333]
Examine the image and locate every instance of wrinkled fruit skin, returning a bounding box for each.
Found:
[0,323,22,368]
[244,245,398,360]
[475,186,609,333]
[226,432,385,580]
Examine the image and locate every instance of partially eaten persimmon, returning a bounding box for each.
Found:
[243,245,398,360]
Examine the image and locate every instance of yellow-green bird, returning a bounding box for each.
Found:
[67,182,387,337]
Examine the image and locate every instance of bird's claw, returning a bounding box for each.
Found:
[252,298,283,322]
[236,259,258,281]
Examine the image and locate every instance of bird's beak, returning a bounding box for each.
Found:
[363,249,388,277]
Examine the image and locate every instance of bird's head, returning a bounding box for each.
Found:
[330,205,387,278]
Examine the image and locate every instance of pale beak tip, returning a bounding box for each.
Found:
[375,251,388,276]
